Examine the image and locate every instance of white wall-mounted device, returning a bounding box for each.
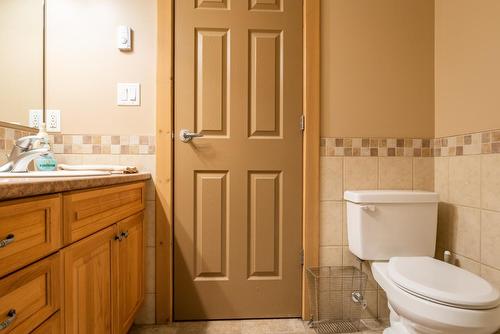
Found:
[46,110,61,132]
[117,25,132,51]
[117,83,141,106]
[29,109,43,129]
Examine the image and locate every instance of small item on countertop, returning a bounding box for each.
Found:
[34,123,58,171]
[57,164,138,174]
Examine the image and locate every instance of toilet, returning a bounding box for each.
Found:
[344,190,500,334]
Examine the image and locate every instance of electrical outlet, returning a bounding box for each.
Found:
[46,110,61,132]
[29,110,43,129]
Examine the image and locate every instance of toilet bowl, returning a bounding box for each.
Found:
[372,257,500,334]
[343,190,500,334]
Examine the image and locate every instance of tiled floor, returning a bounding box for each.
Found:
[129,319,388,334]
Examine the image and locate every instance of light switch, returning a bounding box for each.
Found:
[117,83,140,106]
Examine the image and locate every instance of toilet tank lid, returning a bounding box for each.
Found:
[344,190,439,203]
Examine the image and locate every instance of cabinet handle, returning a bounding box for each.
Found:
[121,231,129,239]
[0,309,16,330]
[0,234,14,248]
[114,234,123,241]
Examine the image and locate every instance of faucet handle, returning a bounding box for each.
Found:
[15,135,48,149]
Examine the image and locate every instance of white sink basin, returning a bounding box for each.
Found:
[0,170,112,178]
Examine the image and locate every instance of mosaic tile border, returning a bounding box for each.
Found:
[320,137,434,157]
[321,129,500,157]
[49,134,156,155]
[432,129,500,157]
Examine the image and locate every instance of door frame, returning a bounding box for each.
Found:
[155,0,320,322]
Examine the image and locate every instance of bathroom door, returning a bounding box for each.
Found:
[173,0,303,320]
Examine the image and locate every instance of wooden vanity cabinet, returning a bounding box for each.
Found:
[0,181,146,334]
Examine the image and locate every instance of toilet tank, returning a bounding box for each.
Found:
[344,190,439,261]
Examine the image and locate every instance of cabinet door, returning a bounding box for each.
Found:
[116,213,144,334]
[31,312,61,334]
[61,225,118,334]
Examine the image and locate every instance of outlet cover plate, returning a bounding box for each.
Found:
[29,110,43,129]
[46,110,61,132]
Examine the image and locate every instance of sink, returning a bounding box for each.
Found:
[0,170,112,178]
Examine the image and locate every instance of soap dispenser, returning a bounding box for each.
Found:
[34,123,57,171]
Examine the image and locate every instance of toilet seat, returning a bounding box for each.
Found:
[372,261,500,334]
[388,257,500,310]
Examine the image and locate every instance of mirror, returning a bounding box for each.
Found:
[0,0,44,129]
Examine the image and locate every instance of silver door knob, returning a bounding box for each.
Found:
[179,129,204,143]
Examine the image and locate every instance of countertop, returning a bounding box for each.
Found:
[0,172,151,201]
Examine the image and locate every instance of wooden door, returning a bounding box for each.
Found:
[174,0,303,320]
[116,213,144,334]
[61,225,117,334]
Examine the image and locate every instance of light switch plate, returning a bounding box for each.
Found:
[29,110,43,129]
[46,110,61,132]
[117,83,141,106]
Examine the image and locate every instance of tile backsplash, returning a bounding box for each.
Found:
[49,134,156,155]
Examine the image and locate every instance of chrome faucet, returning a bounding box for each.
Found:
[0,135,50,173]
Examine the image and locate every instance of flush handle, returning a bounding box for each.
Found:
[179,129,204,143]
[361,205,376,212]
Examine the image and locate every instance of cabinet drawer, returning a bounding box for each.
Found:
[31,311,61,334]
[63,182,145,244]
[0,195,62,278]
[0,254,61,334]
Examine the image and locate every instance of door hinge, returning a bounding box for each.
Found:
[300,115,305,131]
[300,249,304,266]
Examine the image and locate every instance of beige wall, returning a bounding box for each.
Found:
[46,0,156,135]
[321,0,435,138]
[435,0,500,138]
[0,0,43,126]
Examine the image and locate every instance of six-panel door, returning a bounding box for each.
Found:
[174,0,303,320]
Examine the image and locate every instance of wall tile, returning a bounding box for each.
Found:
[449,156,480,207]
[81,154,120,165]
[343,157,378,191]
[319,201,343,246]
[434,157,449,202]
[144,247,156,294]
[54,154,83,165]
[320,157,343,201]
[481,210,500,270]
[361,290,378,319]
[134,293,156,324]
[319,246,342,267]
[450,205,481,261]
[481,154,500,212]
[452,253,481,275]
[436,203,452,250]
[342,247,377,291]
[378,157,413,190]
[481,265,500,291]
[377,290,389,320]
[413,157,434,191]
[145,201,156,247]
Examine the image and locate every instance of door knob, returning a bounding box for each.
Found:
[179,129,204,143]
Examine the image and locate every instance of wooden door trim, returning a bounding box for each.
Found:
[302,0,320,320]
[155,0,174,324]
[155,0,320,322]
